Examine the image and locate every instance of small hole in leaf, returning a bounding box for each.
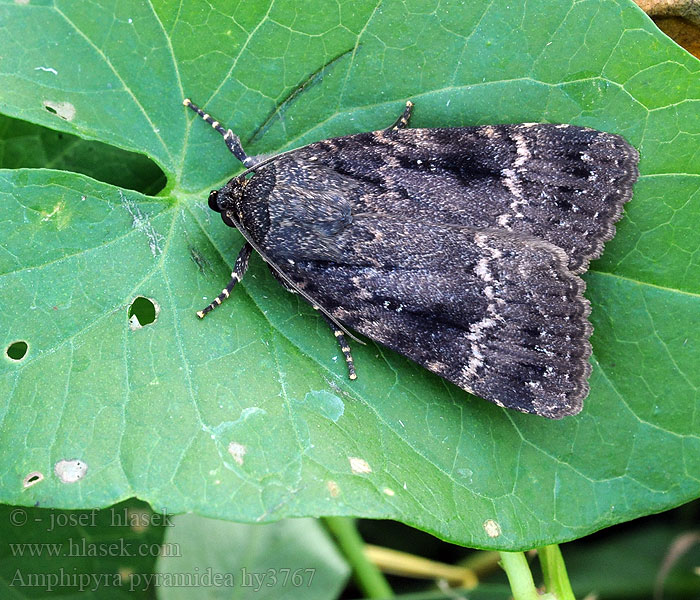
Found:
[23,471,44,489]
[128,297,158,329]
[6,341,28,361]
[42,100,75,121]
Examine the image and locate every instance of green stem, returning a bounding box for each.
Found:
[499,551,541,600]
[538,544,576,600]
[323,517,394,598]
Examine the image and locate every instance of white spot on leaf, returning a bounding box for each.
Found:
[483,519,501,538]
[42,204,59,221]
[228,442,246,466]
[383,487,395,496]
[349,457,372,475]
[54,459,88,483]
[327,480,340,497]
[43,100,76,121]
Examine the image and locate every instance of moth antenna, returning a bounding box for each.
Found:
[387,100,414,131]
[186,98,416,182]
[231,100,415,181]
[233,147,305,181]
[321,314,357,380]
[183,98,254,167]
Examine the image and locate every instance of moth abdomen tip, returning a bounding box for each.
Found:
[196,310,205,319]
[183,98,191,107]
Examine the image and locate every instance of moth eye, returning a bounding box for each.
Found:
[221,212,237,228]
[208,190,222,212]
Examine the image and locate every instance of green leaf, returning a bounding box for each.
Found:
[156,516,349,600]
[563,523,700,598]
[0,0,698,551]
[0,500,168,598]
[0,114,166,195]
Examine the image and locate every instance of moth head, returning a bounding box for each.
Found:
[209,178,248,212]
[208,179,250,229]
[207,190,222,212]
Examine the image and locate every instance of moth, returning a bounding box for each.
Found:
[184,98,638,418]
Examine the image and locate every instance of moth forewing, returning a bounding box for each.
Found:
[185,98,638,418]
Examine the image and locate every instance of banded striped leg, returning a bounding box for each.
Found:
[183,98,255,168]
[387,100,414,131]
[197,243,253,319]
[321,314,357,380]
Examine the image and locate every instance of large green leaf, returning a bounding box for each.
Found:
[156,516,349,600]
[564,523,700,598]
[0,0,698,550]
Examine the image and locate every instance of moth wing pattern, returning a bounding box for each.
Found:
[283,123,639,274]
[239,123,638,418]
[262,214,592,418]
[187,98,639,418]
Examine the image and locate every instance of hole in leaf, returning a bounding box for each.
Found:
[23,471,44,489]
[0,114,166,195]
[42,100,75,121]
[128,296,158,329]
[6,341,28,361]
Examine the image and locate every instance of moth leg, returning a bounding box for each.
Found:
[197,243,253,319]
[183,98,256,168]
[321,314,357,380]
[386,100,414,131]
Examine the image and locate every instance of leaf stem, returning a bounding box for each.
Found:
[460,549,502,576]
[538,544,576,600]
[499,551,543,600]
[364,543,477,588]
[323,517,394,598]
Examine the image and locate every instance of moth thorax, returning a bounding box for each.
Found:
[234,172,273,244]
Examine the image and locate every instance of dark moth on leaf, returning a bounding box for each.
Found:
[185,99,638,419]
